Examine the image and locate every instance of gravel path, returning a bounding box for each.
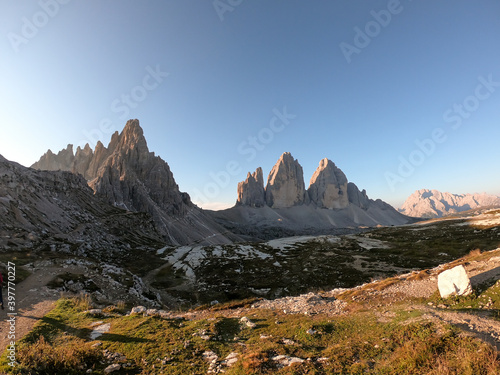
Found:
[0,265,86,353]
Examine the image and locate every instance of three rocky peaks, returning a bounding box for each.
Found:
[237,152,371,210]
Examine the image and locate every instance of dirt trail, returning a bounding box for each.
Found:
[427,308,500,350]
[0,266,83,353]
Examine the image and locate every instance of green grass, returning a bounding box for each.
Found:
[3,297,500,374]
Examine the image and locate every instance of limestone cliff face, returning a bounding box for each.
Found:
[265,152,306,208]
[73,144,94,179]
[347,182,370,210]
[308,158,348,209]
[237,168,266,207]
[31,119,237,245]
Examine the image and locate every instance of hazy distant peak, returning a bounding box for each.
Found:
[400,189,500,218]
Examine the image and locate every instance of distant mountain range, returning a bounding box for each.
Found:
[399,189,500,218]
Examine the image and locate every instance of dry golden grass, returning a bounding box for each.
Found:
[15,336,103,374]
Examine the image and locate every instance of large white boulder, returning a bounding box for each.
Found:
[437,265,472,298]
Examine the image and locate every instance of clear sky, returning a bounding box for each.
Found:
[1,1,499,210]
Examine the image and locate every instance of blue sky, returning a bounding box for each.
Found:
[1,1,499,210]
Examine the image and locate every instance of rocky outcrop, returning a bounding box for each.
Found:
[308,158,348,209]
[265,152,307,208]
[31,144,75,172]
[0,154,164,255]
[31,119,239,245]
[400,189,500,218]
[237,168,266,207]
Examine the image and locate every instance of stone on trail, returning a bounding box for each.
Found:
[437,265,472,298]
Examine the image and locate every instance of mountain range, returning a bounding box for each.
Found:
[399,189,500,218]
[12,120,414,246]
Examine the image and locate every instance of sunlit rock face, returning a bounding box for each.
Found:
[308,158,348,209]
[237,167,266,207]
[265,152,307,209]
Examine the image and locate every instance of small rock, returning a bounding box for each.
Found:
[225,352,239,367]
[158,310,170,318]
[272,354,305,367]
[282,338,296,345]
[86,309,102,316]
[104,364,121,373]
[130,306,147,315]
[145,309,159,317]
[306,329,316,335]
[240,316,257,329]
[203,350,218,363]
[90,323,111,340]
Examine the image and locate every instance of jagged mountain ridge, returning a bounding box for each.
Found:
[210,153,411,238]
[31,119,239,245]
[399,189,500,218]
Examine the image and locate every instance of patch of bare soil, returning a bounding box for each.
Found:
[0,265,85,353]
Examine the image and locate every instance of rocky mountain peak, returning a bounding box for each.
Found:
[308,158,348,209]
[31,119,238,245]
[120,119,149,154]
[265,152,306,208]
[237,167,265,207]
